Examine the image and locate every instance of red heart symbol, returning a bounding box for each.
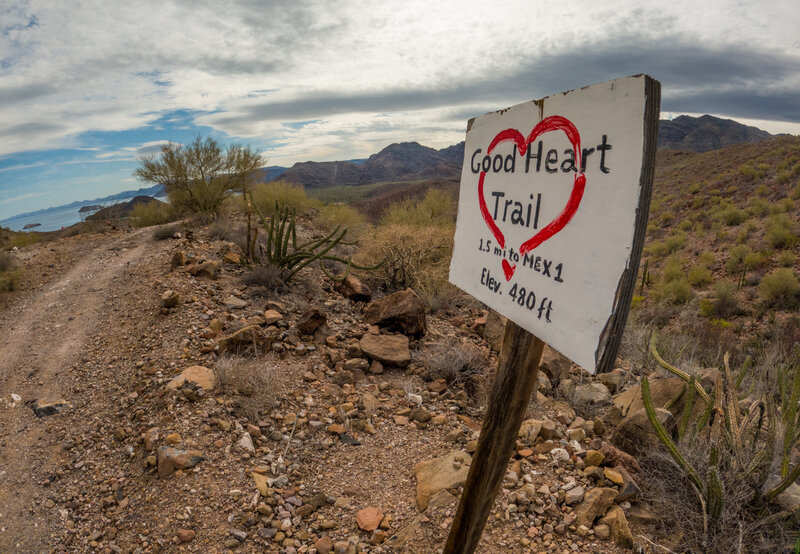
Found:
[477,115,587,280]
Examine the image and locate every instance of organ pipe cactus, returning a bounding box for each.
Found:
[249,196,381,283]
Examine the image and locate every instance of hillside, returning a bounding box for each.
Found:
[634,134,800,365]
[658,114,773,152]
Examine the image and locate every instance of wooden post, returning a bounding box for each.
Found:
[444,320,545,553]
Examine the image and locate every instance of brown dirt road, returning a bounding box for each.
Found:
[0,229,156,552]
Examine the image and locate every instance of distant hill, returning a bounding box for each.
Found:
[276,142,462,188]
[86,196,165,222]
[658,115,773,152]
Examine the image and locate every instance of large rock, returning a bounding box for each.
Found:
[539,345,571,385]
[297,308,327,334]
[518,419,543,444]
[336,275,371,302]
[415,450,471,511]
[611,376,701,423]
[157,446,204,478]
[573,382,612,405]
[597,505,633,548]
[218,325,276,352]
[356,507,384,531]
[167,365,217,391]
[364,289,427,338]
[573,487,618,528]
[360,333,411,367]
[611,407,674,456]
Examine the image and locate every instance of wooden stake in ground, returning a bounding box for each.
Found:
[444,321,545,553]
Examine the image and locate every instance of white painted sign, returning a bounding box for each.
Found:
[449,75,659,373]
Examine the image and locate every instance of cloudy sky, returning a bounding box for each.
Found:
[1,0,799,220]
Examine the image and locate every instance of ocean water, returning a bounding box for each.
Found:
[0,198,149,233]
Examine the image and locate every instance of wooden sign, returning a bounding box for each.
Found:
[449,74,660,374]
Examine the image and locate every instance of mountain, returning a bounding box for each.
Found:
[276,142,462,188]
[86,196,165,222]
[658,115,773,152]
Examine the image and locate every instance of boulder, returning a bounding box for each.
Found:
[157,446,204,478]
[573,382,612,405]
[297,308,327,334]
[356,507,384,531]
[597,505,633,548]
[161,290,180,309]
[573,487,618,528]
[539,345,571,385]
[415,450,471,511]
[612,376,701,422]
[167,365,217,391]
[194,261,219,278]
[360,333,411,367]
[518,419,543,444]
[336,275,371,302]
[611,407,674,456]
[364,289,427,338]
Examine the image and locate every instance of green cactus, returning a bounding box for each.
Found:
[650,333,711,404]
[250,197,381,283]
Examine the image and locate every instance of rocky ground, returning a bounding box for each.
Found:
[0,222,710,553]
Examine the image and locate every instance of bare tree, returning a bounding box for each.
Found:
[135,136,263,221]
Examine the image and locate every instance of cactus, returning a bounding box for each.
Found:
[250,197,381,282]
[650,333,711,404]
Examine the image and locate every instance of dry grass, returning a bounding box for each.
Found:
[215,355,287,422]
[416,339,491,401]
[240,265,284,291]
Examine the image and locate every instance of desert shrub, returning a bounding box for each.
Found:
[688,183,701,194]
[701,281,743,318]
[721,206,747,226]
[249,180,319,215]
[215,355,286,421]
[775,170,791,184]
[356,224,453,294]
[698,251,715,267]
[0,253,17,292]
[652,277,693,304]
[240,265,284,291]
[777,251,797,267]
[688,265,712,286]
[381,188,456,228]
[208,219,248,252]
[676,218,692,231]
[319,204,370,239]
[765,213,796,249]
[726,244,752,274]
[759,268,800,308]
[10,232,41,248]
[0,252,13,273]
[152,224,180,241]
[645,232,686,258]
[793,183,800,200]
[659,212,674,227]
[744,250,769,270]
[416,340,490,399]
[130,201,178,228]
[748,197,770,217]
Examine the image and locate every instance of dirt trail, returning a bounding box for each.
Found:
[0,229,151,552]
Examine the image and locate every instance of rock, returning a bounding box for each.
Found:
[613,466,641,502]
[415,450,472,511]
[573,487,618,528]
[410,407,432,423]
[539,420,557,440]
[611,376,697,422]
[359,333,411,367]
[175,529,195,543]
[164,432,181,445]
[598,369,625,393]
[584,466,604,481]
[228,528,248,541]
[564,485,585,505]
[626,505,659,526]
[31,399,70,417]
[364,289,427,338]
[593,523,610,540]
[223,295,248,309]
[263,309,283,324]
[598,441,641,473]
[597,505,633,548]
[573,382,612,405]
[157,446,204,478]
[356,507,384,531]
[166,365,217,391]
[539,345,571,385]
[551,448,569,462]
[238,433,255,453]
[764,475,800,512]
[327,424,346,434]
[566,427,586,441]
[335,275,371,302]
[297,308,326,334]
[584,450,604,467]
[315,536,333,554]
[537,372,552,394]
[518,419,543,444]
[483,310,507,352]
[252,472,270,496]
[612,407,674,456]
[161,290,180,308]
[171,251,186,267]
[557,378,575,400]
[223,251,241,264]
[218,325,275,352]
[194,261,219,278]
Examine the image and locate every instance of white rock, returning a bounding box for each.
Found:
[407,393,423,405]
[238,432,255,453]
[550,448,569,462]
